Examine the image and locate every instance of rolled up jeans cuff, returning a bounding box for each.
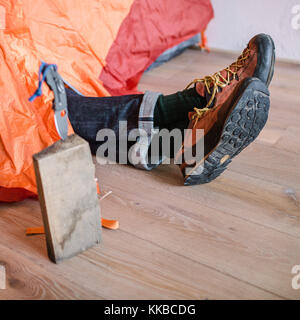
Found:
[129,91,164,170]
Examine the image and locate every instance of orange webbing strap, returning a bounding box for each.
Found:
[26,226,45,235]
[95,178,101,195]
[101,218,119,230]
[199,29,210,52]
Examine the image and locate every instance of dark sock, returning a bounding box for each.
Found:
[154,87,206,131]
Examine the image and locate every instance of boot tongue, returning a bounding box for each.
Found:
[205,89,213,107]
[195,82,214,108]
[195,81,206,97]
[195,67,231,109]
[188,82,212,120]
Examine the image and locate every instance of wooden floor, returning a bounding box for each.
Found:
[1,49,300,300]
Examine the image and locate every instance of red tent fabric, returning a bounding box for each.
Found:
[100,0,214,95]
[0,0,213,202]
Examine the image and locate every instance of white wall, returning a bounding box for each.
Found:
[206,0,300,62]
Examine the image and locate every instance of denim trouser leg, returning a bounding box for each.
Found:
[67,88,142,140]
[66,89,162,170]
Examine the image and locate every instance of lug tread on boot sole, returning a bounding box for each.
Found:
[184,85,270,185]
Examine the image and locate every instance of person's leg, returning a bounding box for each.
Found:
[67,87,207,163]
[67,89,142,142]
[67,89,144,163]
[154,87,206,131]
[66,33,275,185]
[67,87,206,135]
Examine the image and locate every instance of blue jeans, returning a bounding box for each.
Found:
[67,89,163,170]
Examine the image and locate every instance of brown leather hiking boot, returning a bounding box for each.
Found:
[177,34,275,185]
[179,77,270,184]
[187,33,275,108]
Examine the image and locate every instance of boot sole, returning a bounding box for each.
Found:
[184,78,270,185]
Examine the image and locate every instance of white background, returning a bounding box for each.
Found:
[206,0,300,62]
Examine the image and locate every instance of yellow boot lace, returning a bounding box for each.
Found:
[186,47,251,125]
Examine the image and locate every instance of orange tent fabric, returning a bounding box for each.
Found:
[0,0,134,201]
[0,0,213,202]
